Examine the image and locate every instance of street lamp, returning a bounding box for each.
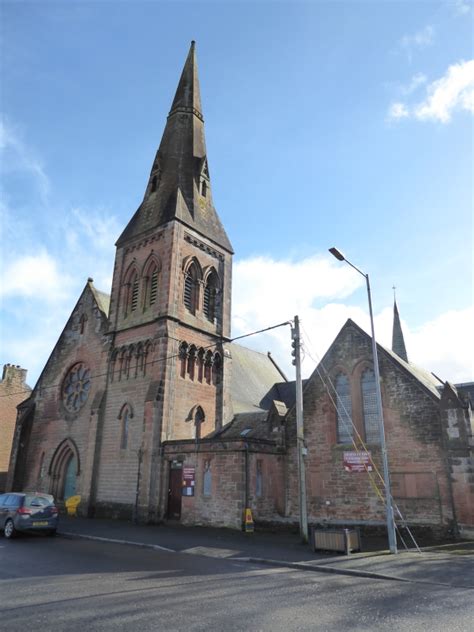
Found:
[329,247,397,554]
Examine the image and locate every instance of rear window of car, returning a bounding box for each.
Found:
[5,495,22,507]
[24,495,54,508]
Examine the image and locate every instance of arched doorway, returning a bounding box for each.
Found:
[63,455,77,500]
[49,439,80,501]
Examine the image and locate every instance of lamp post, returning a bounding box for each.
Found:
[329,247,397,554]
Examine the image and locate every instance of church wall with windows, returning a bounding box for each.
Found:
[285,320,461,535]
[7,282,110,514]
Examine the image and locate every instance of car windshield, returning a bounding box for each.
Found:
[24,494,54,508]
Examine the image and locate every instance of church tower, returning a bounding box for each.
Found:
[97,42,233,518]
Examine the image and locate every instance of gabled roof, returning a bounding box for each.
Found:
[28,279,109,393]
[226,343,287,414]
[315,318,442,400]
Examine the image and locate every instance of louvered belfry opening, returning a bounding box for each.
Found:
[131,276,139,312]
[149,269,158,305]
[204,271,218,322]
[184,263,198,314]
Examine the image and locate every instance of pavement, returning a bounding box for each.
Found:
[58,516,474,589]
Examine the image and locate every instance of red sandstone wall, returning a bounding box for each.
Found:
[0,365,31,491]
[286,324,456,530]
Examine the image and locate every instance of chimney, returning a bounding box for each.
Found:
[2,364,28,386]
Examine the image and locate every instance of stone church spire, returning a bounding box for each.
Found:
[117,41,233,253]
[392,293,408,362]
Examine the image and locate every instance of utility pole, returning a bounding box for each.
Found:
[291,316,308,543]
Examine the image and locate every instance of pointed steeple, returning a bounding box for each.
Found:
[169,40,203,119]
[117,42,233,253]
[392,291,408,362]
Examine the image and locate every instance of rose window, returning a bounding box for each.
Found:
[62,363,91,412]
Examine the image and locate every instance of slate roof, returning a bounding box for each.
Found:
[226,343,288,414]
[381,344,443,399]
[89,283,110,316]
[217,411,270,441]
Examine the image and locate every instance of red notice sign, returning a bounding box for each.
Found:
[343,451,373,472]
[182,466,195,496]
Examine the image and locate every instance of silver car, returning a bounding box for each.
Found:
[0,492,59,538]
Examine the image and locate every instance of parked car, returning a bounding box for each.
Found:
[0,492,59,539]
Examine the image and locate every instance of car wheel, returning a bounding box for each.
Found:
[4,519,16,539]
[47,529,57,537]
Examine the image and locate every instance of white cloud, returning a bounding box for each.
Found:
[415,59,474,122]
[453,0,472,16]
[0,250,73,302]
[388,102,409,120]
[400,73,427,96]
[399,25,435,60]
[387,59,474,123]
[0,119,50,202]
[232,254,473,383]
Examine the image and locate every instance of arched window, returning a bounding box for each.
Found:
[184,263,199,314]
[136,344,144,377]
[194,406,205,440]
[143,341,152,377]
[118,348,127,381]
[119,404,133,450]
[179,342,188,378]
[187,345,197,380]
[361,369,380,443]
[201,179,207,197]
[124,346,134,379]
[204,350,213,384]
[151,175,157,192]
[212,352,222,386]
[335,373,353,444]
[203,270,219,322]
[197,348,205,382]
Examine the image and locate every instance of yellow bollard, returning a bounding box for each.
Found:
[65,495,81,517]
[243,507,254,533]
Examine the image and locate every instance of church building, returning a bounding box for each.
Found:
[7,43,473,539]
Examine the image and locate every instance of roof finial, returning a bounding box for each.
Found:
[392,285,396,302]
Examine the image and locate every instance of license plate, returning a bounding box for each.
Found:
[32,521,48,526]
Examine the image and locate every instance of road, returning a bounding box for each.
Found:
[0,535,472,631]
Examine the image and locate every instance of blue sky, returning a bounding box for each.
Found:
[1,0,473,387]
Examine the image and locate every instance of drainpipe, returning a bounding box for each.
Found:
[244,442,249,519]
[133,447,144,524]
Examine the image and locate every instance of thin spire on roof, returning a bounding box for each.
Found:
[392,288,408,363]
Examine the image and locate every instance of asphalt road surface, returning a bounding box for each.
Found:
[1,534,472,631]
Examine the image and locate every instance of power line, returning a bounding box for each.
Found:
[0,319,293,400]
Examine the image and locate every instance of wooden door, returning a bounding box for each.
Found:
[167,461,182,519]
